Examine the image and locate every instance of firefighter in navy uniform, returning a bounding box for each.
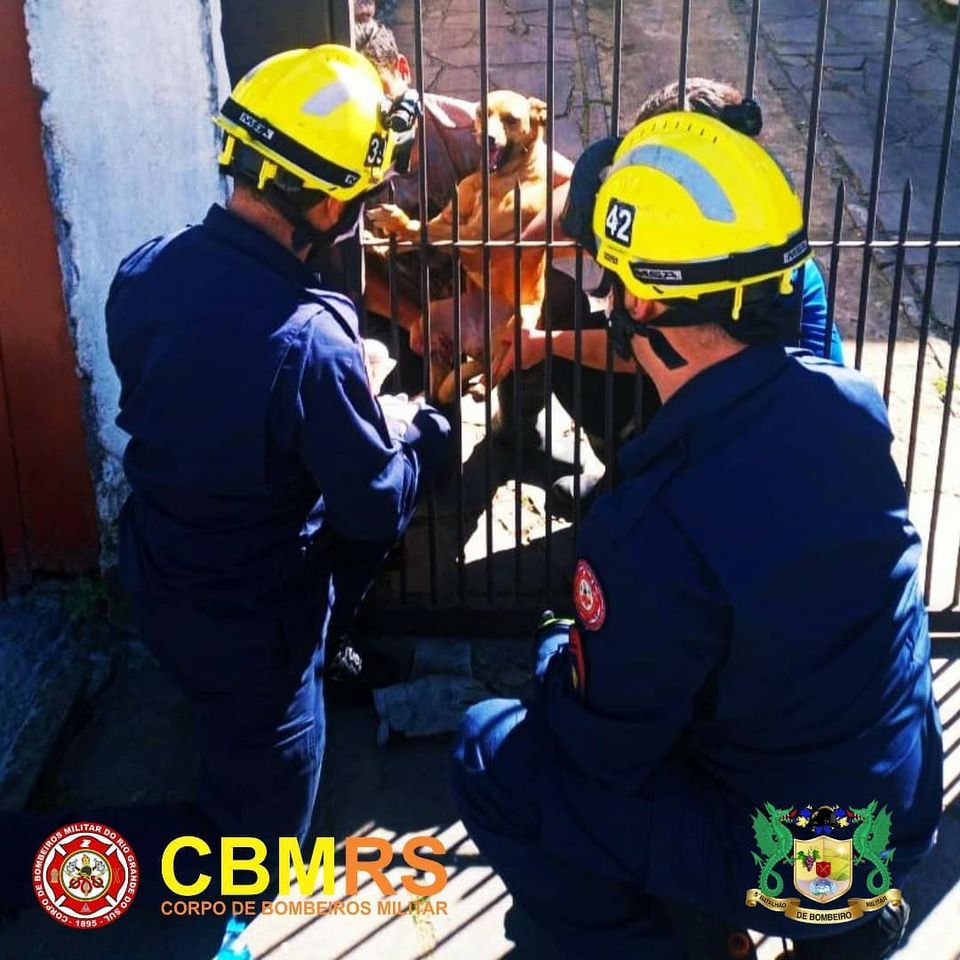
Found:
[450,114,942,959]
[106,46,449,854]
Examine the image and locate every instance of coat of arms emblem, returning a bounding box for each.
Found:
[745,801,902,924]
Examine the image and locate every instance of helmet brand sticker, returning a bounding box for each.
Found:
[573,558,607,631]
[783,239,809,263]
[604,198,636,246]
[238,111,275,141]
[634,267,683,281]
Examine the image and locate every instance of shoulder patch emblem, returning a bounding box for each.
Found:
[573,558,606,631]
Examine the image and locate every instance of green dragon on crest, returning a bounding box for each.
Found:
[850,801,896,895]
[750,802,795,897]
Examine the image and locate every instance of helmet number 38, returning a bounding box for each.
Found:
[604,199,635,245]
[365,133,387,168]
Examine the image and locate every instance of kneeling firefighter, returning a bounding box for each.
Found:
[451,113,941,959]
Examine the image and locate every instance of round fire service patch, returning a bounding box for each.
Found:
[33,822,139,929]
[573,558,606,631]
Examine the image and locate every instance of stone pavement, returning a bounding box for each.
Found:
[736,0,960,323]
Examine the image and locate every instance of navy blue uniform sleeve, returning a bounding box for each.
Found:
[293,316,432,541]
[541,499,729,792]
[797,262,844,364]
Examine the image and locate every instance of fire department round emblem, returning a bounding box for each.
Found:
[573,558,606,630]
[33,822,139,929]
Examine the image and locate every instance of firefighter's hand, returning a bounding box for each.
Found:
[367,203,419,240]
[362,338,397,395]
[492,325,547,384]
[379,392,424,426]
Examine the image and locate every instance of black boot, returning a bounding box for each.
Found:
[778,902,910,960]
[324,633,402,707]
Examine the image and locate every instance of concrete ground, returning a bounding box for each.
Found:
[2,632,958,960]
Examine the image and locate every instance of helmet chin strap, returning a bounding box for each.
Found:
[265,186,365,254]
[606,274,785,371]
[607,278,690,370]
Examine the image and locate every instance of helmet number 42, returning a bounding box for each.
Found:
[604,199,635,245]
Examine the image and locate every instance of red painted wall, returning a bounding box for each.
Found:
[0,2,99,586]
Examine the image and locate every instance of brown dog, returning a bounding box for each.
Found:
[368,90,551,402]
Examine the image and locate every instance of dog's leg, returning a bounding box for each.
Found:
[437,359,487,405]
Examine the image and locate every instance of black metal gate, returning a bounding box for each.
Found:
[356,0,960,635]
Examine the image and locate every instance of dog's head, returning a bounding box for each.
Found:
[476,90,547,172]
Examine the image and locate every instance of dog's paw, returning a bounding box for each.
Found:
[367,203,416,239]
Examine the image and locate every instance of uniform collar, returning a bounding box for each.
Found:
[201,204,319,289]
[618,341,788,476]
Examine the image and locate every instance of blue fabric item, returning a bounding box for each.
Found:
[452,343,941,949]
[790,261,845,363]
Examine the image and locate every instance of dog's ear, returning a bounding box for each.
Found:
[528,97,547,126]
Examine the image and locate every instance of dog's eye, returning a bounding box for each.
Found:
[504,116,519,125]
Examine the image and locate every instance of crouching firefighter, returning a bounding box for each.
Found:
[451,113,942,959]
[103,46,450,870]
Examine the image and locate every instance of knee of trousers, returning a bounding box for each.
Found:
[449,698,528,822]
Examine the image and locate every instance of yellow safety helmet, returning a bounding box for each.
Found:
[214,44,412,202]
[594,112,810,320]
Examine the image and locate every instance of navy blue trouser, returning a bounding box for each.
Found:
[450,695,685,960]
[139,590,328,848]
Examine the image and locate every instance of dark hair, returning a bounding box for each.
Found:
[354,19,401,70]
[635,78,743,125]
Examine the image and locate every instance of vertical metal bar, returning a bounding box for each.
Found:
[387,236,401,392]
[385,183,408,601]
[573,248,584,535]
[745,0,762,101]
[905,11,960,496]
[386,183,402,393]
[611,0,624,136]
[883,180,912,406]
[824,181,844,356]
[544,0,556,597]
[412,0,438,605]
[678,0,691,107]
[924,275,960,602]
[480,0,494,604]
[451,186,466,605]
[802,0,830,226]
[853,0,898,370]
[513,184,523,602]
